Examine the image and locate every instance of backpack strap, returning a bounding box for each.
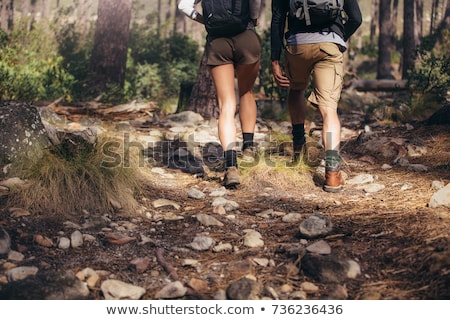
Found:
[302,0,311,26]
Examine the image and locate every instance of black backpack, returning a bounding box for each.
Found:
[201,0,251,38]
[290,0,344,27]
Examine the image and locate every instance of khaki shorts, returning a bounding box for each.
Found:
[284,42,344,109]
[206,29,261,66]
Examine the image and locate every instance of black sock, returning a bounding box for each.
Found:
[224,150,237,168]
[325,150,340,168]
[242,132,254,150]
[292,123,306,147]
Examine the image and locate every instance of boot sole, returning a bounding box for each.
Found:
[323,185,343,193]
[224,180,240,188]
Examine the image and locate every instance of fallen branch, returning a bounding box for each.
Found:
[156,248,179,281]
[346,79,409,91]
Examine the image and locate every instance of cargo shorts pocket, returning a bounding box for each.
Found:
[319,43,343,60]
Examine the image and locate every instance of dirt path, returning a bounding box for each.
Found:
[0,115,449,300]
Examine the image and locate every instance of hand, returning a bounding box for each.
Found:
[271,60,290,88]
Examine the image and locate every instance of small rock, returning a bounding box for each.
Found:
[244,230,264,248]
[34,234,54,248]
[328,284,348,299]
[301,253,361,283]
[211,197,239,211]
[6,266,39,281]
[252,258,269,267]
[0,227,11,254]
[279,284,293,293]
[301,281,319,293]
[152,198,180,210]
[196,214,224,227]
[188,278,209,293]
[189,236,215,251]
[129,257,151,273]
[362,183,385,193]
[154,281,187,299]
[7,250,24,262]
[290,290,307,299]
[226,275,260,300]
[101,279,146,300]
[306,240,331,254]
[428,183,450,208]
[213,242,233,252]
[299,213,333,238]
[76,268,100,289]
[282,212,303,223]
[70,230,84,248]
[360,291,382,300]
[346,174,374,185]
[431,180,445,190]
[408,164,428,172]
[188,188,206,199]
[212,205,227,215]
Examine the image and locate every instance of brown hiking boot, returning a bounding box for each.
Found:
[223,166,240,188]
[241,146,257,163]
[293,143,305,162]
[324,169,345,193]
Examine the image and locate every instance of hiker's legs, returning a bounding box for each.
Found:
[288,89,307,126]
[317,105,341,152]
[210,63,237,153]
[235,61,259,139]
[309,42,344,153]
[309,43,345,191]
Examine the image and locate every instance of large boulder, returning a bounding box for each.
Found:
[0,101,50,167]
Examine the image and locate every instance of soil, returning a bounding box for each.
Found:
[0,104,449,300]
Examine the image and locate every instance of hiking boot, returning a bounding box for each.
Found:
[241,146,257,163]
[292,143,305,162]
[223,166,240,188]
[323,167,345,193]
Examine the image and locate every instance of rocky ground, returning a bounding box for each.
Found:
[0,96,449,300]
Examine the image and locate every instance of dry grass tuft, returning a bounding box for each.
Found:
[7,133,151,216]
[239,154,315,193]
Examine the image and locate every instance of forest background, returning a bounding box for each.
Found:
[0,0,449,121]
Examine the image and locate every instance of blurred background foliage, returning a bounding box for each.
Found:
[0,0,448,118]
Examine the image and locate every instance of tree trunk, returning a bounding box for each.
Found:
[402,0,416,79]
[20,0,38,30]
[415,0,423,43]
[0,0,14,33]
[430,0,439,34]
[377,0,395,79]
[370,0,379,45]
[391,0,399,45]
[41,0,51,19]
[77,0,92,36]
[89,0,132,95]
[174,2,186,34]
[165,0,172,37]
[186,50,218,119]
[157,0,161,36]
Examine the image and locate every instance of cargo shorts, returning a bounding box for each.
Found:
[284,42,344,109]
[206,29,261,66]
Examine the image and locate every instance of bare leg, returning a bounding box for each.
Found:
[235,61,259,134]
[317,105,341,151]
[210,64,238,151]
[288,89,307,125]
